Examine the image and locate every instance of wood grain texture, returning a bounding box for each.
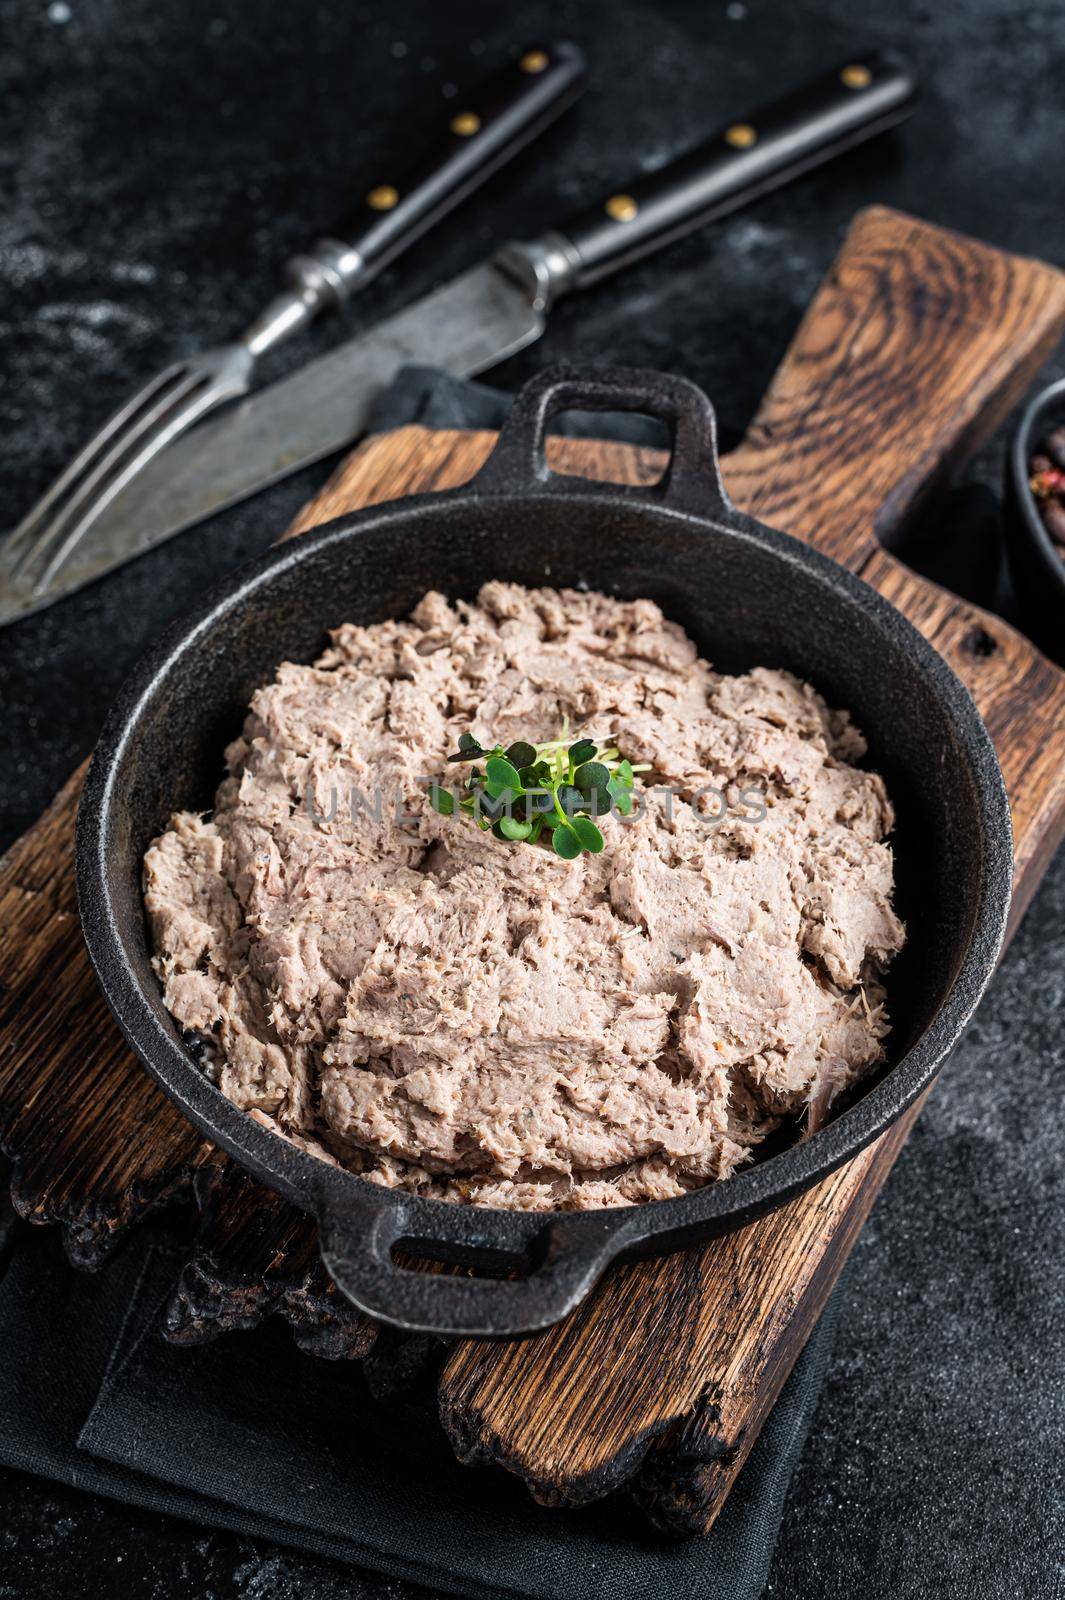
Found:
[431,208,1065,1528]
[442,1097,922,1519]
[1,206,1064,1532]
[0,765,215,1264]
[723,207,1065,921]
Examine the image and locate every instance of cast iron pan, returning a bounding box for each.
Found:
[1005,376,1065,668]
[76,366,1012,1339]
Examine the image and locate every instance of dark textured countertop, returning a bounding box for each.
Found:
[2,1,1063,1595]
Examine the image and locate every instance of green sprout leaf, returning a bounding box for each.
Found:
[484,756,523,798]
[506,741,537,770]
[556,784,584,816]
[427,727,642,861]
[574,760,610,792]
[571,815,605,853]
[427,783,455,816]
[552,825,582,860]
[447,731,487,763]
[574,761,612,814]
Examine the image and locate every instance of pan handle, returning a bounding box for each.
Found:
[318,1189,633,1339]
[469,363,735,517]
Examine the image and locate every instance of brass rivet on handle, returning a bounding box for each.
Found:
[366,184,399,211]
[519,49,549,73]
[724,122,757,149]
[605,193,639,222]
[450,111,481,136]
[841,63,872,89]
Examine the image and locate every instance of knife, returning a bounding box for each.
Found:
[0,42,587,625]
[5,50,916,621]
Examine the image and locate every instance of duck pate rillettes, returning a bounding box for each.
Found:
[143,582,904,1211]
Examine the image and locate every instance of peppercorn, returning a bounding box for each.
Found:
[1028,424,1065,556]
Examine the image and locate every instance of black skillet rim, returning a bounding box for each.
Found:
[76,493,1012,1233]
[75,363,1013,1335]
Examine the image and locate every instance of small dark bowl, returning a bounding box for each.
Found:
[1006,376,1065,667]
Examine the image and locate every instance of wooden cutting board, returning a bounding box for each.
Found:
[3,206,1065,1535]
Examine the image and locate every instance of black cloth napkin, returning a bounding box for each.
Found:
[0,1217,842,1600]
[0,369,843,1600]
[365,365,673,447]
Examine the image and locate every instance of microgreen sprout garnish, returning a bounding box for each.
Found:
[427,723,648,860]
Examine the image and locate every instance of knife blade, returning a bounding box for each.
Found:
[31,261,544,611]
[5,50,917,622]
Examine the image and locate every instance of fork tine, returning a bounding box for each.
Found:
[11,366,211,589]
[3,364,189,565]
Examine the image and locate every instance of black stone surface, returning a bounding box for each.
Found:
[1,1,1062,1596]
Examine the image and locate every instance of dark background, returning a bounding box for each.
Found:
[1,1,1063,1595]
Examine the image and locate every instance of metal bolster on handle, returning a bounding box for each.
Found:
[318,1196,627,1339]
[493,232,583,312]
[470,361,735,515]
